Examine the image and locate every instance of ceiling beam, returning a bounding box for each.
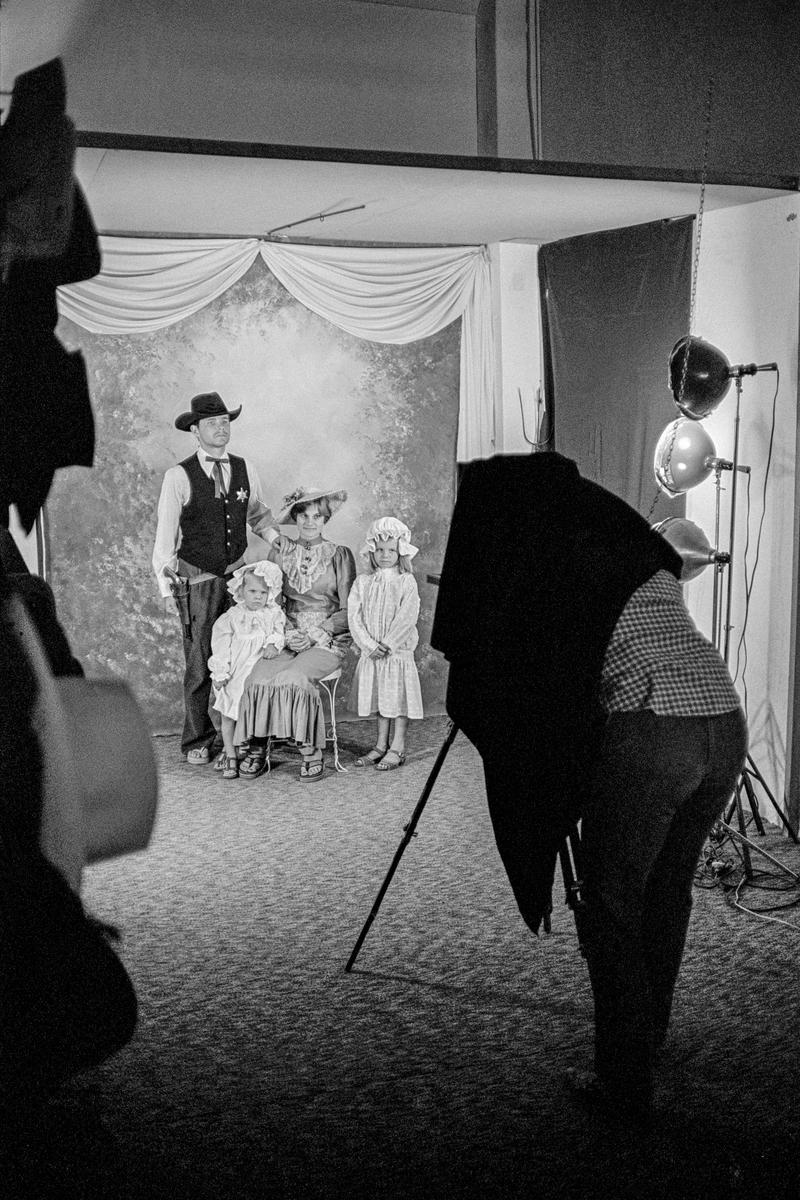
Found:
[74,132,800,192]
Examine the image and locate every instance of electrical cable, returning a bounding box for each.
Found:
[734,370,780,693]
[729,873,800,929]
[734,470,752,713]
[696,812,800,899]
[518,386,550,450]
[695,849,800,907]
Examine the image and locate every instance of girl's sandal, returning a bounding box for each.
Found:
[299,753,324,782]
[240,748,268,779]
[354,747,387,768]
[375,750,406,772]
[221,756,239,780]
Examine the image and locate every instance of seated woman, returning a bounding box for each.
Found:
[236,486,356,781]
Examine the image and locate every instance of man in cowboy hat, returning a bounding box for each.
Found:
[152,392,280,764]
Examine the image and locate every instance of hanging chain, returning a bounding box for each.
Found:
[675,72,715,415]
[649,73,715,522]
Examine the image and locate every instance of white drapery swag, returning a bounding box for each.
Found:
[57,238,495,460]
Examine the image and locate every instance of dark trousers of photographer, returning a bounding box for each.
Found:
[579,707,748,1110]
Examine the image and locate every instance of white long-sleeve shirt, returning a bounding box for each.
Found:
[152,449,277,597]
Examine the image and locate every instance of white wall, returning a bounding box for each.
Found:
[685,195,800,815]
[490,241,542,454]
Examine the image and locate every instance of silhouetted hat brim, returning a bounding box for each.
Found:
[175,392,242,431]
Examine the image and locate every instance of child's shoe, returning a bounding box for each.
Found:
[221,756,239,780]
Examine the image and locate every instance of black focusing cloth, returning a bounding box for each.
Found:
[431,452,681,931]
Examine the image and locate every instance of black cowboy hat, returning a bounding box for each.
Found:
[175,392,242,431]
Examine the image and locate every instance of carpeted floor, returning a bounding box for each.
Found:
[6,718,800,1200]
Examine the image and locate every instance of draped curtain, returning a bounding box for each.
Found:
[57,238,495,461]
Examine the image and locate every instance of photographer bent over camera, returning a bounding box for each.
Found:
[431,451,747,1126]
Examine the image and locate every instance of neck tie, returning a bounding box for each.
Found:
[206,456,230,500]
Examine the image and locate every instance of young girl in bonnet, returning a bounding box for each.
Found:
[208,561,286,780]
[348,516,423,770]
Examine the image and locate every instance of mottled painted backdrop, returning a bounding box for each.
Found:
[52,260,460,732]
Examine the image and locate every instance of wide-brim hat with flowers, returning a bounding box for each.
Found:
[175,392,242,432]
[276,486,348,526]
[227,560,283,603]
[359,516,419,564]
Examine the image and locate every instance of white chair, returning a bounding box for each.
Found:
[317,668,347,772]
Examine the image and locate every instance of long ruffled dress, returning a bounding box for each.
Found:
[236,538,356,750]
[347,568,424,719]
[208,604,286,720]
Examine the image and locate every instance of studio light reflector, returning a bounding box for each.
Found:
[669,335,732,419]
[652,517,716,581]
[653,417,716,496]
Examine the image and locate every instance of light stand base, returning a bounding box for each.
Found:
[716,752,799,881]
[715,820,800,884]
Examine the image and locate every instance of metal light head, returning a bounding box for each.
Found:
[669,335,732,419]
[653,417,716,496]
[652,517,715,581]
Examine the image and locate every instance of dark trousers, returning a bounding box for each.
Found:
[179,576,231,755]
[580,708,748,1108]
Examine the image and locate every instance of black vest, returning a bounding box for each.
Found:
[178,454,250,575]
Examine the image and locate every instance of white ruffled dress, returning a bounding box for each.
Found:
[208,603,286,720]
[348,568,423,719]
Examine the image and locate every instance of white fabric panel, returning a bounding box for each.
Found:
[259,242,478,343]
[57,237,495,459]
[457,247,495,461]
[57,238,262,334]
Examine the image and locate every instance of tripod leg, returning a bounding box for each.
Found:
[740,769,766,836]
[558,827,588,956]
[344,721,459,973]
[732,781,753,880]
[717,822,800,882]
[745,753,799,844]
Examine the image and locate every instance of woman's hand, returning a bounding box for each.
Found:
[369,643,390,660]
[273,534,296,555]
[287,629,312,652]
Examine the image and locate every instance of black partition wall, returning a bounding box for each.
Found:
[538,215,693,515]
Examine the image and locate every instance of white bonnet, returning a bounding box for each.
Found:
[227,559,283,603]
[359,516,418,564]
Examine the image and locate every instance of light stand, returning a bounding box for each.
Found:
[707,457,736,652]
[697,373,798,879]
[657,339,799,887]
